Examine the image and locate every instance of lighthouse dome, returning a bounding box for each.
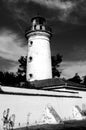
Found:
[31,16,46,26]
[25,16,52,38]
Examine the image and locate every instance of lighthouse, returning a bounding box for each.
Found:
[25,16,52,81]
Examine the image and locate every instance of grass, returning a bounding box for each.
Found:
[15,120,86,130]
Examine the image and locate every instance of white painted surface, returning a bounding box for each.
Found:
[71,106,83,120]
[0,95,81,129]
[0,86,86,129]
[40,105,59,124]
[1,86,79,97]
[26,32,52,81]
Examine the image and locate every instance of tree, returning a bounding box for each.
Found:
[17,56,27,82]
[82,76,86,85]
[0,71,4,85]
[2,72,17,86]
[68,73,82,84]
[0,71,17,86]
[51,54,62,78]
[0,53,62,87]
[17,54,62,80]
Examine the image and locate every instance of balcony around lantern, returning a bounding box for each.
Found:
[25,24,52,38]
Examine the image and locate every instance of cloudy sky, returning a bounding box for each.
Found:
[0,0,86,78]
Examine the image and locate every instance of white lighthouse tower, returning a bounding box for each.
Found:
[25,16,52,81]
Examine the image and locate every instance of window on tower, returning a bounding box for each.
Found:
[29,41,33,46]
[29,74,33,79]
[40,25,42,30]
[29,56,32,62]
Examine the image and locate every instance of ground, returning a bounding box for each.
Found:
[15,120,86,130]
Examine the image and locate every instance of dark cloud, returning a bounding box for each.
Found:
[51,25,86,60]
[0,1,17,30]
[0,57,18,72]
[2,0,86,25]
[1,0,86,55]
[66,0,86,24]
[0,0,86,76]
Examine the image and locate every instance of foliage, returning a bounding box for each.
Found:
[82,76,86,85]
[16,54,63,80]
[2,108,15,130]
[0,72,17,86]
[0,71,34,88]
[17,56,27,82]
[68,73,82,84]
[51,54,62,77]
[0,54,62,87]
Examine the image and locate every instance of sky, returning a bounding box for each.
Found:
[0,0,86,78]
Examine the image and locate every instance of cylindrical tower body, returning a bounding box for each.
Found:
[25,17,52,81]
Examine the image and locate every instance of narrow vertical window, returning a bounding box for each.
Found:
[28,56,32,62]
[29,74,33,79]
[29,41,33,46]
